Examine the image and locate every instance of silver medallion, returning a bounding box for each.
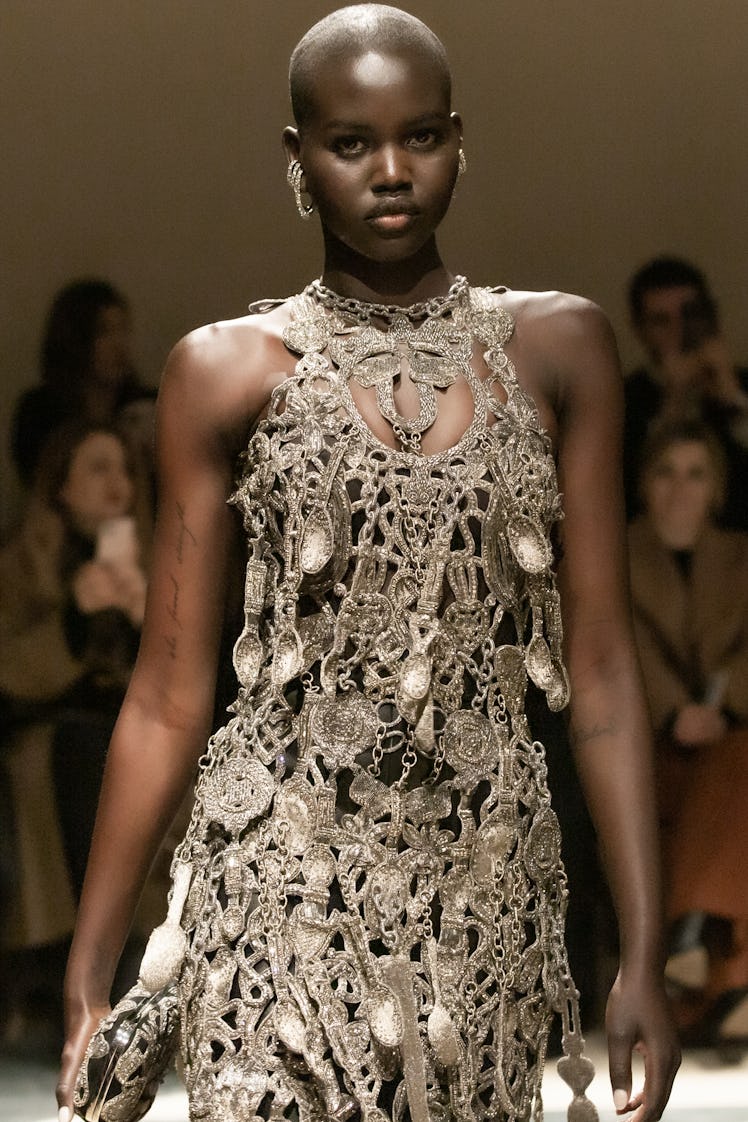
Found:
[202,755,274,834]
[524,806,562,882]
[297,611,335,670]
[311,691,379,769]
[441,710,503,788]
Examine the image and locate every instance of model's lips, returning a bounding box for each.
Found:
[368,214,417,234]
[365,201,420,234]
[365,204,420,236]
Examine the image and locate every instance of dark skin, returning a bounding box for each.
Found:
[57,43,679,1122]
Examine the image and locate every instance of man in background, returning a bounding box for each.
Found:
[624,256,748,531]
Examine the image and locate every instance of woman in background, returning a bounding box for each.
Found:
[11,279,156,546]
[0,422,147,1048]
[628,419,748,1052]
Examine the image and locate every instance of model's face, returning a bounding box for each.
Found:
[290,50,460,264]
[636,284,703,362]
[59,432,133,535]
[642,439,717,549]
[90,303,132,385]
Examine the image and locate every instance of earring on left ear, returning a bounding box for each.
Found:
[287,159,314,220]
[457,148,467,178]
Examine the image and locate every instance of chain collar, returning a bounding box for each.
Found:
[307,275,469,325]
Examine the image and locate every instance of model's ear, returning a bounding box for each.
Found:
[283,126,301,164]
[450,111,463,143]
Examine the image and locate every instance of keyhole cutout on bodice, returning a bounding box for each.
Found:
[342,333,507,457]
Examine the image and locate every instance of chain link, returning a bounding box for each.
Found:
[308,275,469,326]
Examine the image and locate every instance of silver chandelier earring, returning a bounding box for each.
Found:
[457,148,467,178]
[287,159,314,220]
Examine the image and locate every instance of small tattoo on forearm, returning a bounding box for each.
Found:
[175,501,197,563]
[165,634,178,660]
[571,721,616,748]
[167,573,182,629]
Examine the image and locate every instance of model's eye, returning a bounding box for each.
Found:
[408,129,440,149]
[332,136,367,157]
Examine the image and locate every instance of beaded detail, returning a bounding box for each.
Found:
[174,283,597,1122]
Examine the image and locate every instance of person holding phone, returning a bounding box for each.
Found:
[0,421,147,1048]
[45,424,147,897]
[623,256,748,531]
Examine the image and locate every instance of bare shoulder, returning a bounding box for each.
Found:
[500,288,616,361]
[503,289,621,407]
[159,300,297,449]
[164,301,293,402]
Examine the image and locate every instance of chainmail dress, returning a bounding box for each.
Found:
[171,279,599,1122]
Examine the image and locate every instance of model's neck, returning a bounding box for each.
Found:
[320,235,454,306]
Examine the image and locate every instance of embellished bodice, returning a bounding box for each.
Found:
[175,281,596,1122]
[229,281,569,742]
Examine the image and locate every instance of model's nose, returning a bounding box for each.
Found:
[371,144,411,193]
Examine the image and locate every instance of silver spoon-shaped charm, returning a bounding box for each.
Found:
[426,937,460,1067]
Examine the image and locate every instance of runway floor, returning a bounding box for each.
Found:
[1,1034,745,1122]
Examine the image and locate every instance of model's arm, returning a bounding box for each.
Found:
[55,326,261,1119]
[548,300,680,1120]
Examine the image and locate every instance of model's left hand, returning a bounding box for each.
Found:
[606,967,680,1120]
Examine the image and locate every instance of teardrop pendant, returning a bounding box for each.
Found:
[398,651,431,702]
[300,506,335,574]
[272,627,304,687]
[525,634,555,690]
[506,516,551,573]
[233,628,264,689]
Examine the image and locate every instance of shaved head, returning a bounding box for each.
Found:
[289,5,451,130]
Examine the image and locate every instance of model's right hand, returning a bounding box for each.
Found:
[56,1002,110,1122]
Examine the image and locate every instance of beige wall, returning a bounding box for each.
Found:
[2,0,747,533]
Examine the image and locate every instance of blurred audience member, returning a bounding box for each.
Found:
[0,422,146,1051]
[628,419,748,1052]
[42,424,147,894]
[11,278,157,544]
[624,257,748,530]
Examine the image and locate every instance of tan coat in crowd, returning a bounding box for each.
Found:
[628,517,748,923]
